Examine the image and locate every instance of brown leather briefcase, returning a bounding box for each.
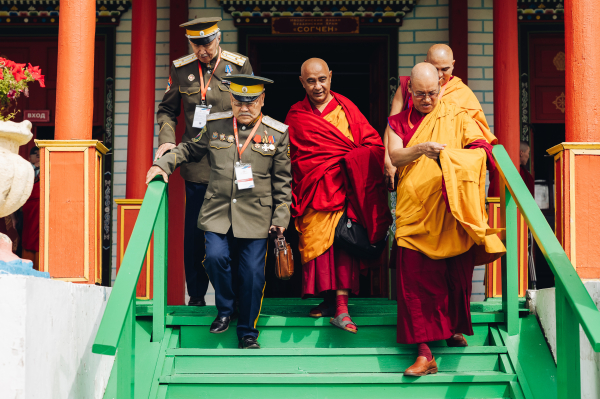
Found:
[274,232,294,280]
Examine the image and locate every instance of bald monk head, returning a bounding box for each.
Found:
[409,63,441,115]
[425,44,455,86]
[299,58,333,106]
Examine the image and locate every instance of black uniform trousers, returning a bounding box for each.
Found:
[184,181,210,299]
[204,229,267,340]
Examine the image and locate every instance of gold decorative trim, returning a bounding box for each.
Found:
[547,142,600,156]
[115,199,144,205]
[35,140,109,155]
[486,197,500,203]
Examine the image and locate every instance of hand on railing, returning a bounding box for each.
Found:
[146,166,169,184]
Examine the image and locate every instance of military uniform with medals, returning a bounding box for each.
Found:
[153,75,291,348]
[156,18,252,306]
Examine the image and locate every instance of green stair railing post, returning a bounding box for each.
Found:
[493,144,600,398]
[556,281,581,399]
[116,294,136,398]
[501,184,519,336]
[153,189,168,342]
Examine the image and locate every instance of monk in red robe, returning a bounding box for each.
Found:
[519,141,535,195]
[387,63,504,376]
[286,58,391,333]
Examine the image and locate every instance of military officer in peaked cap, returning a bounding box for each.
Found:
[147,75,292,349]
[156,17,253,307]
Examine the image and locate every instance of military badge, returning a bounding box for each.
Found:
[188,74,195,82]
[165,76,172,93]
[225,65,232,75]
[269,144,275,151]
[287,144,291,159]
[219,133,226,141]
[227,135,234,143]
[262,144,269,152]
[254,143,261,149]
[253,135,262,144]
[212,132,218,140]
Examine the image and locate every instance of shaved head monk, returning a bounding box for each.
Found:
[387,63,505,376]
[285,58,391,333]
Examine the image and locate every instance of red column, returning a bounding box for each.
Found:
[55,0,96,140]
[565,0,600,142]
[166,0,189,305]
[449,0,468,85]
[493,0,520,168]
[126,0,156,198]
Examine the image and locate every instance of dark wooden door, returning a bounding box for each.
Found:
[529,33,565,123]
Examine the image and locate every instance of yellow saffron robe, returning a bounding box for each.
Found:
[443,76,493,140]
[295,104,354,264]
[395,99,505,263]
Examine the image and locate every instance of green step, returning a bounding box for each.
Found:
[162,373,517,399]
[168,347,507,374]
[178,324,491,349]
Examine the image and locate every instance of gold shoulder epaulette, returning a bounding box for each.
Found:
[173,53,198,68]
[207,111,233,121]
[262,115,288,133]
[221,50,247,67]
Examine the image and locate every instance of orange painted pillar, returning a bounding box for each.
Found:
[54,0,96,140]
[550,0,600,279]
[492,0,520,168]
[116,0,158,296]
[165,0,189,305]
[38,0,105,283]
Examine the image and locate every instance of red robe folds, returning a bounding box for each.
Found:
[286,93,391,297]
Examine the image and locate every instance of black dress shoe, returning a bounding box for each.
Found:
[188,297,206,307]
[210,316,230,334]
[238,336,260,349]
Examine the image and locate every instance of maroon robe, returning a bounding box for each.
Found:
[287,94,390,298]
[520,166,535,196]
[388,106,487,345]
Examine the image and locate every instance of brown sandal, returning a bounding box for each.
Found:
[309,300,335,318]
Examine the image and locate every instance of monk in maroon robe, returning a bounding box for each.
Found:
[387,63,503,376]
[286,58,390,334]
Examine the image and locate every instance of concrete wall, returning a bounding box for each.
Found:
[0,275,114,399]
[529,284,600,399]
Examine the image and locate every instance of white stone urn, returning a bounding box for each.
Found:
[0,120,35,218]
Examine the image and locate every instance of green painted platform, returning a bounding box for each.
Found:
[102,298,556,399]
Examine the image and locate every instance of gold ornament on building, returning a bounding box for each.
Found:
[553,52,565,71]
[553,92,566,113]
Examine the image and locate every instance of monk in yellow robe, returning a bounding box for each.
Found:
[286,59,390,334]
[385,43,492,190]
[387,63,505,376]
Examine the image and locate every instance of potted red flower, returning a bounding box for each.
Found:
[0,58,45,219]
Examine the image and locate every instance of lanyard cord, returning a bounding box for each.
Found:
[199,47,222,102]
[233,114,263,161]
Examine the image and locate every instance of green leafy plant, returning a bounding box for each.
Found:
[0,58,45,122]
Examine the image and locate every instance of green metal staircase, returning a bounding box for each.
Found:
[93,146,600,399]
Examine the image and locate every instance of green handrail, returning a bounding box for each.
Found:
[92,178,168,398]
[493,145,600,398]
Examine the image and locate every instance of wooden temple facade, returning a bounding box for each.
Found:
[1,0,596,305]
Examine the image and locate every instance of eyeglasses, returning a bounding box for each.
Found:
[412,90,440,100]
[232,100,260,107]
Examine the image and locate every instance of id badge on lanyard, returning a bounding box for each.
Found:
[235,163,254,190]
[192,105,210,129]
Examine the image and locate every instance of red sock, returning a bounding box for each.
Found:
[417,343,433,362]
[335,294,356,331]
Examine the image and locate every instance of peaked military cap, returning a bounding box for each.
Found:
[227,74,274,102]
[181,17,221,45]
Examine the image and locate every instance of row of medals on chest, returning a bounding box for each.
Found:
[212,129,276,151]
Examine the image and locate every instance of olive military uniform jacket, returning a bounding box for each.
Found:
[157,49,253,184]
[154,112,292,239]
